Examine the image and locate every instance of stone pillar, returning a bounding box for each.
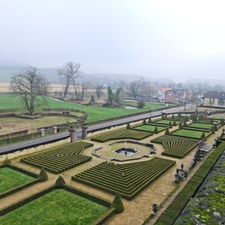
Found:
[82,124,88,139]
[53,126,58,134]
[69,127,76,143]
[40,128,46,137]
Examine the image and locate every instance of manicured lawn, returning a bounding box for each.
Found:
[0,94,173,124]
[0,167,35,194]
[172,129,210,139]
[134,125,166,132]
[155,119,175,125]
[0,189,108,225]
[188,123,214,130]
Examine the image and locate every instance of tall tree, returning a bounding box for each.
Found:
[11,67,48,115]
[58,62,80,98]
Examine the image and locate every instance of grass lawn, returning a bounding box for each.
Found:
[0,94,173,124]
[172,129,210,139]
[0,167,35,194]
[0,189,108,225]
[188,123,214,130]
[134,125,166,132]
[155,119,174,125]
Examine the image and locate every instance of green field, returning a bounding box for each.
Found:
[155,119,175,125]
[188,123,214,130]
[134,124,166,132]
[0,167,35,194]
[0,189,108,225]
[172,129,210,139]
[0,95,173,124]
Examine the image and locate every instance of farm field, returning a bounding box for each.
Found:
[90,128,152,142]
[0,167,35,194]
[0,189,108,225]
[21,141,93,174]
[133,124,166,132]
[0,94,173,124]
[73,157,175,199]
[172,129,211,139]
[0,116,76,136]
[152,135,199,158]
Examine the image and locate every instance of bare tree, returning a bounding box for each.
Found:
[11,67,48,115]
[95,83,103,99]
[58,62,80,98]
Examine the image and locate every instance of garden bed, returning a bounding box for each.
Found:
[21,141,93,174]
[73,157,175,200]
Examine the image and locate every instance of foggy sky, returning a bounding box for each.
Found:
[1,0,225,82]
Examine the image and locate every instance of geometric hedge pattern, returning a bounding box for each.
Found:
[152,135,200,158]
[73,157,175,199]
[21,141,93,174]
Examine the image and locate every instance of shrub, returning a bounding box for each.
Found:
[143,119,147,125]
[38,168,48,182]
[55,176,65,188]
[126,123,131,129]
[172,120,176,126]
[148,118,152,123]
[200,132,205,139]
[165,128,170,135]
[112,193,124,213]
[154,126,158,134]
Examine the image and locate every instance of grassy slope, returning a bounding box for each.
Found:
[0,189,107,225]
[0,167,34,194]
[0,95,171,123]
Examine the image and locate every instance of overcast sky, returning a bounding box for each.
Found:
[1,0,225,81]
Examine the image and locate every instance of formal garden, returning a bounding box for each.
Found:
[21,141,93,174]
[73,157,175,200]
[152,135,200,158]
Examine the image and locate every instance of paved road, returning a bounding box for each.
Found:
[0,105,194,155]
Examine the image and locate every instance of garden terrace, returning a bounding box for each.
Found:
[132,124,166,133]
[172,129,211,139]
[152,135,199,158]
[90,128,152,142]
[0,165,38,198]
[72,157,175,200]
[21,141,93,174]
[0,188,111,225]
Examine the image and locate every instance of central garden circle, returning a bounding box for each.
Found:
[115,147,137,156]
[92,140,156,162]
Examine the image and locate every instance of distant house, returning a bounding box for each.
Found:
[203,91,225,106]
[165,90,177,104]
[158,88,172,102]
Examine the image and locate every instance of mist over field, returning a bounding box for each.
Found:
[1,0,225,82]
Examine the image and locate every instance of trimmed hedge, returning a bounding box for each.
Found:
[154,141,225,225]
[152,135,199,158]
[91,128,152,142]
[21,141,93,174]
[73,157,175,200]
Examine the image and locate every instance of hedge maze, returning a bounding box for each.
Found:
[90,128,152,142]
[152,135,199,158]
[72,157,175,199]
[21,141,93,174]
